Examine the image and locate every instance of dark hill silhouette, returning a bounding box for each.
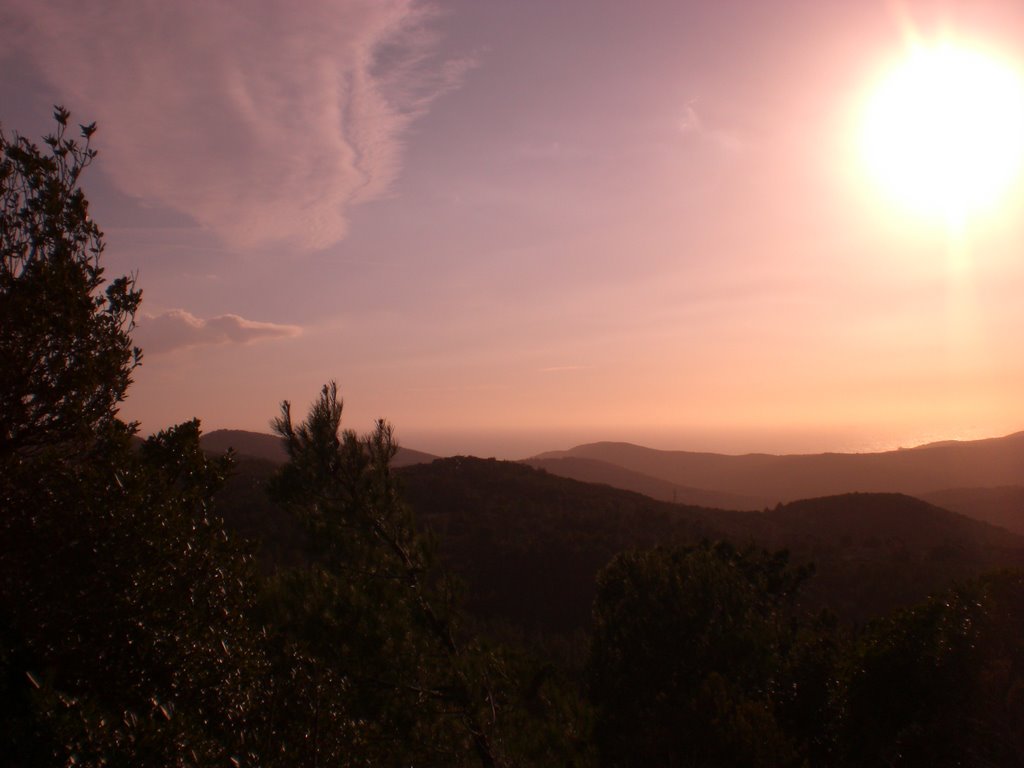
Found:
[211,455,1024,632]
[397,456,734,633]
[758,493,1020,550]
[920,486,1024,536]
[747,493,1024,620]
[200,428,436,467]
[201,429,286,462]
[395,460,1024,628]
[523,456,768,509]
[532,431,1024,504]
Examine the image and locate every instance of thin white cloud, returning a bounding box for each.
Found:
[136,309,301,355]
[2,0,470,250]
[678,100,744,154]
[515,140,584,159]
[678,103,704,135]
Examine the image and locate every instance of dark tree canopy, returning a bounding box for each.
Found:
[0,110,267,767]
[588,542,820,768]
[0,106,141,457]
[840,569,1024,767]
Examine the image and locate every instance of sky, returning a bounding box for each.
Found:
[4,0,1024,458]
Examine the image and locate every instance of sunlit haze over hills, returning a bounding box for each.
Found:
[6,1,1024,458]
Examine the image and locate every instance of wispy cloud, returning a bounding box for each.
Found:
[136,309,301,354]
[2,0,470,250]
[678,100,744,154]
[515,140,586,160]
[678,103,704,135]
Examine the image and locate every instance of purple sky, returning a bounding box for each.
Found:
[5,0,1024,457]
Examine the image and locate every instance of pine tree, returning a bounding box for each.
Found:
[265,382,503,766]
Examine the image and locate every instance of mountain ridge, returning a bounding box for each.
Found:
[530,431,1024,503]
[210,452,1024,631]
[524,456,770,510]
[200,428,437,467]
[534,430,1024,460]
[202,427,1024,535]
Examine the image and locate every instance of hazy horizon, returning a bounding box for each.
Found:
[401,424,1024,459]
[186,420,1021,461]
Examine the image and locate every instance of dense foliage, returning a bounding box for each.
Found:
[1,110,268,766]
[840,569,1024,766]
[0,107,140,456]
[588,543,821,767]
[588,545,1024,768]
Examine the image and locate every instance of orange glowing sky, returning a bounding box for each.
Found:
[5,0,1024,457]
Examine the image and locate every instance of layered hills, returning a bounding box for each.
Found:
[398,459,1024,629]
[523,456,766,510]
[531,432,1024,533]
[208,432,1024,633]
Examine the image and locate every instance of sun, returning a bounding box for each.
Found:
[860,41,1024,226]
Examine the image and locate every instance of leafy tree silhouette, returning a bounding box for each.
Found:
[0,110,268,766]
[0,106,140,457]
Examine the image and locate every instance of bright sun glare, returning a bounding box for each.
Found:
[861,42,1024,226]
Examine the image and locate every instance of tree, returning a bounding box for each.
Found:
[0,106,140,457]
[0,108,590,766]
[587,542,816,768]
[265,382,504,766]
[2,421,272,766]
[840,569,1024,767]
[0,110,268,767]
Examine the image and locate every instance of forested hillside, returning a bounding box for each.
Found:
[214,453,1024,630]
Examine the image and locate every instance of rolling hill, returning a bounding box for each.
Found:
[523,456,769,509]
[212,452,1024,633]
[920,486,1024,536]
[397,457,738,633]
[200,428,437,467]
[531,431,1024,505]
[398,460,1024,628]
